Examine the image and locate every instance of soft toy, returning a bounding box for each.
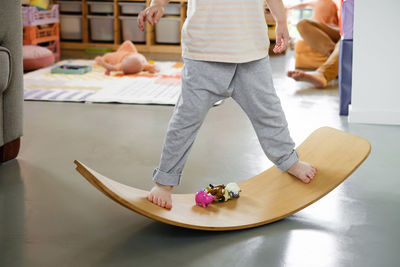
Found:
[195,191,215,208]
[225,182,241,199]
[206,184,226,202]
[196,183,241,207]
[206,183,241,202]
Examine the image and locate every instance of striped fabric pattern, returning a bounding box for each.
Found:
[181,0,270,63]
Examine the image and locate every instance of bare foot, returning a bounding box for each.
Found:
[287,70,327,88]
[287,161,317,184]
[147,183,173,209]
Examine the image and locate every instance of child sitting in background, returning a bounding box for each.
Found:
[286,0,340,88]
[95,40,159,74]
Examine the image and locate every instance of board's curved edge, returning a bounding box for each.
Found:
[74,161,164,221]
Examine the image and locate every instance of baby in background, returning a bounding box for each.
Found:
[95,40,159,74]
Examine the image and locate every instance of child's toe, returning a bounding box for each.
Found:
[161,200,166,208]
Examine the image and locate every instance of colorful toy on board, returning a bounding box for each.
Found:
[206,183,241,202]
[195,191,215,208]
[195,182,241,208]
[225,183,241,199]
[206,184,225,202]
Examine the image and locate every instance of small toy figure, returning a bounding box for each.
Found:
[206,184,226,202]
[195,190,215,208]
[205,183,241,202]
[225,182,241,199]
[195,183,241,207]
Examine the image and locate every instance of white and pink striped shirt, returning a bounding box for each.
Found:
[181,0,270,63]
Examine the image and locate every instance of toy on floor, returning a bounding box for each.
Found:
[195,191,215,208]
[95,40,159,75]
[51,65,92,75]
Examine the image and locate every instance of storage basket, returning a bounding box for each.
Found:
[56,1,82,13]
[60,15,82,40]
[22,4,59,26]
[155,16,181,44]
[23,23,60,45]
[164,3,180,15]
[87,1,114,14]
[119,2,146,15]
[120,16,145,42]
[87,15,114,42]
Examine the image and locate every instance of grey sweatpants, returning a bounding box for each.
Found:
[153,56,298,186]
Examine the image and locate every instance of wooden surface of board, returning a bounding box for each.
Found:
[74,127,371,231]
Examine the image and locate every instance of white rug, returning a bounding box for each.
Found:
[24,59,184,105]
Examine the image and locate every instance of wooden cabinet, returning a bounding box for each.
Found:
[60,0,187,53]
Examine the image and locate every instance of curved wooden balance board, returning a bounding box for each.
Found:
[74,127,371,231]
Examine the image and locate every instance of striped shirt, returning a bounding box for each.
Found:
[181,0,270,63]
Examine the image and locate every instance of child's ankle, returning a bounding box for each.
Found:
[155,182,173,191]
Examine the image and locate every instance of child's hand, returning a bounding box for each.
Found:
[137,4,164,31]
[273,23,290,54]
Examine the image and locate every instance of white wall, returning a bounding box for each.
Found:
[349,0,400,125]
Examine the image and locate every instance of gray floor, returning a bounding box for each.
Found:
[1,51,400,267]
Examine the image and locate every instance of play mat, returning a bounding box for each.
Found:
[23,59,184,105]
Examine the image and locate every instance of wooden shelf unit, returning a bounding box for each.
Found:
[60,0,187,53]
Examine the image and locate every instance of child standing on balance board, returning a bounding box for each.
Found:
[138,0,317,209]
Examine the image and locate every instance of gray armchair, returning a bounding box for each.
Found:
[0,0,24,163]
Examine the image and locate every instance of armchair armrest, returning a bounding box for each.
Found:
[0,46,12,93]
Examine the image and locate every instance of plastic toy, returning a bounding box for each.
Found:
[225,182,241,199]
[205,183,241,202]
[206,184,226,202]
[195,191,215,208]
[51,65,92,75]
